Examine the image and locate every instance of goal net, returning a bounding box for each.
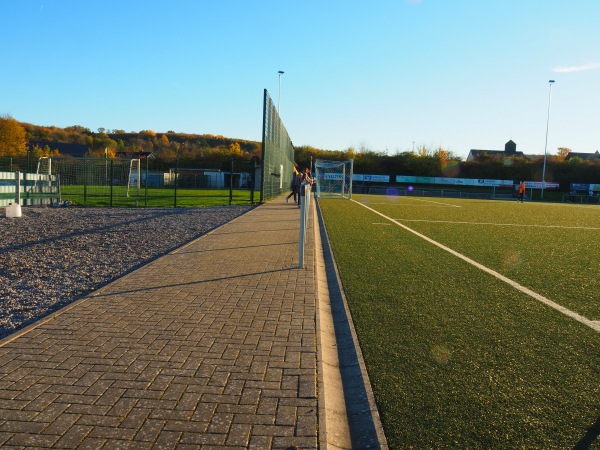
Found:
[314,159,353,199]
[33,157,141,202]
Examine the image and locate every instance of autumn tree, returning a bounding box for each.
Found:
[160,134,170,148]
[556,147,571,161]
[0,115,28,157]
[139,130,157,139]
[228,142,244,158]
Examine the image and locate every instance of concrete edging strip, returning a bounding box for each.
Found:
[313,199,389,449]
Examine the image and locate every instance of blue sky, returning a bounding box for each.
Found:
[1,0,598,160]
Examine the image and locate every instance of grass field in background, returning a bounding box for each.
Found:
[319,195,600,449]
[58,186,259,207]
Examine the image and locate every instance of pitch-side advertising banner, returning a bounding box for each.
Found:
[353,174,390,183]
[524,181,560,189]
[396,176,513,187]
[571,183,600,191]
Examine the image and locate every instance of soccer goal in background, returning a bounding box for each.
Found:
[32,157,141,204]
[314,159,353,199]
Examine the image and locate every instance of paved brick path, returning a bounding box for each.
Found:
[0,200,318,449]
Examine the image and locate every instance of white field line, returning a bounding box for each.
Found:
[361,199,461,208]
[354,200,600,332]
[395,219,600,231]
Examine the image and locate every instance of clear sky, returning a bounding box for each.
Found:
[1,0,598,160]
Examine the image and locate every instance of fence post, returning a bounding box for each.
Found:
[145,156,149,207]
[229,158,234,205]
[15,171,21,205]
[110,160,114,207]
[84,155,88,204]
[250,158,256,204]
[174,157,178,208]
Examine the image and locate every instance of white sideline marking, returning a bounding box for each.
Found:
[354,200,600,333]
[362,199,461,208]
[395,219,600,231]
[406,198,462,207]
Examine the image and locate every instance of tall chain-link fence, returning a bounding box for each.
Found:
[0,156,259,207]
[260,89,295,202]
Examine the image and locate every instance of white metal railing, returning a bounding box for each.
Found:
[298,184,312,268]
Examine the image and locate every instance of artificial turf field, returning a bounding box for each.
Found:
[318,195,600,449]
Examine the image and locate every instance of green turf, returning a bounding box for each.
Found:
[319,195,600,449]
[57,186,259,207]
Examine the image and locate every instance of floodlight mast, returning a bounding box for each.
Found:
[541,79,555,200]
[278,70,284,114]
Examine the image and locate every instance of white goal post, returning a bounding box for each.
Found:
[33,156,141,198]
[314,159,353,199]
[127,158,141,197]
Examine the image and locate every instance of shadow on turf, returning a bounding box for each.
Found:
[573,415,600,449]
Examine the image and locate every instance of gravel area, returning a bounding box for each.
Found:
[0,205,251,340]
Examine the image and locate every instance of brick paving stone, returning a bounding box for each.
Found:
[52,424,93,448]
[249,434,273,449]
[0,200,319,448]
[76,436,108,449]
[273,435,318,449]
[5,432,60,447]
[134,418,165,442]
[0,420,47,434]
[41,412,81,436]
[153,430,182,449]
[0,432,12,447]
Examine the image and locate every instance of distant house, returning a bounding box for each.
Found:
[29,140,89,157]
[565,150,600,161]
[115,151,155,159]
[466,140,526,161]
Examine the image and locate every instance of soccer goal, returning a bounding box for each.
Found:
[32,156,141,203]
[314,159,353,199]
[28,157,60,200]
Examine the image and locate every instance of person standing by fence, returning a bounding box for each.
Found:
[286,172,303,204]
[299,168,315,206]
[518,181,526,202]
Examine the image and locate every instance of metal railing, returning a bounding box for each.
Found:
[298,184,312,269]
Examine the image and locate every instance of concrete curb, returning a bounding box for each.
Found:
[313,199,389,449]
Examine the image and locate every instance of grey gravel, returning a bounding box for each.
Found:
[0,205,251,339]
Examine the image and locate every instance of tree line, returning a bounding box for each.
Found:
[1,115,599,189]
[0,115,262,170]
[294,144,600,189]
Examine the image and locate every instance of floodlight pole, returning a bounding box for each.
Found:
[541,79,555,200]
[278,70,284,113]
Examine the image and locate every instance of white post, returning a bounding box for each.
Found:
[541,79,555,200]
[299,184,311,269]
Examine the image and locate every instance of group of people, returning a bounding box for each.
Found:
[286,168,314,207]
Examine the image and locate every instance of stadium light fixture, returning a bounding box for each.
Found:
[278,70,284,114]
[541,79,555,200]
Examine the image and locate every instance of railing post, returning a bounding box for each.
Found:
[299,185,311,269]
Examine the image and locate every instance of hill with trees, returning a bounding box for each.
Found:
[1,115,599,189]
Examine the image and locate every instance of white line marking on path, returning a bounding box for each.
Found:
[354,200,600,332]
[395,219,600,231]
